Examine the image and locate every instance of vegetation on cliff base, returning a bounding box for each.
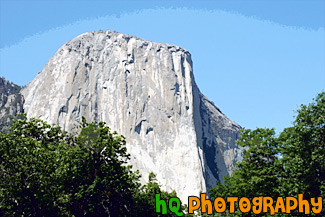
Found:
[0,92,323,216]
[209,92,324,216]
[0,115,187,216]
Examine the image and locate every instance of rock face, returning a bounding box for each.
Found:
[0,77,24,132]
[21,30,243,202]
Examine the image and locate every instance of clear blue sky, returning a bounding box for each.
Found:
[0,0,324,133]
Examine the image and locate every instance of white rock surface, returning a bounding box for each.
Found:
[21,30,243,202]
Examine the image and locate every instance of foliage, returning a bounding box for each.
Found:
[1,115,185,216]
[1,115,69,216]
[133,172,189,216]
[280,92,325,200]
[209,92,325,216]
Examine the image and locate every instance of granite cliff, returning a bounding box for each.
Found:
[15,30,243,202]
[0,77,24,132]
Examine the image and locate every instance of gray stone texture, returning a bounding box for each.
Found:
[0,77,24,132]
[21,30,244,202]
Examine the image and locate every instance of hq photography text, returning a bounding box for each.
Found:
[155,193,323,215]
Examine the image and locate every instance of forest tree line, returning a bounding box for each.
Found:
[0,92,324,216]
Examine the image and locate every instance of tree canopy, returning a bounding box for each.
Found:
[209,92,325,216]
[0,116,187,216]
[1,92,323,216]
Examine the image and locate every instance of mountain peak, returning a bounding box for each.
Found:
[19,30,243,202]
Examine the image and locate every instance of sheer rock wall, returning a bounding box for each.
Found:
[0,77,24,132]
[21,31,243,202]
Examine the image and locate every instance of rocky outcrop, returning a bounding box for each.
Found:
[21,30,243,202]
[0,77,24,132]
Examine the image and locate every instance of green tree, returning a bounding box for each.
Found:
[0,116,69,216]
[280,92,325,200]
[0,115,190,216]
[133,172,187,217]
[209,92,325,216]
[210,128,283,216]
[56,119,141,216]
[0,116,140,216]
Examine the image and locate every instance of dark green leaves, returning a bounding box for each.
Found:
[209,92,325,216]
[0,116,187,216]
[0,117,139,216]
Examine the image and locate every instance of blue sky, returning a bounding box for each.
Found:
[0,0,324,133]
